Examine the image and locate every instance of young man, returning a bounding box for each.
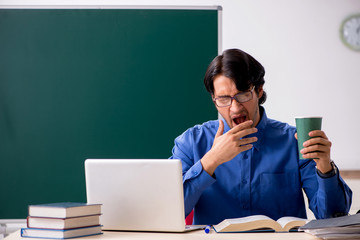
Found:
[170,49,352,225]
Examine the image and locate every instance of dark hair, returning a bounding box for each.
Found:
[204,48,267,105]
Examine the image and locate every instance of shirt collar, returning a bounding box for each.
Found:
[252,106,267,151]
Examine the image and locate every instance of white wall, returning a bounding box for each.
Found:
[2,0,360,169]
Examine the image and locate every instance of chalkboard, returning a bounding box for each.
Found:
[0,7,219,218]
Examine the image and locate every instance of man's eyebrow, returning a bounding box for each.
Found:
[216,91,243,98]
[216,94,231,98]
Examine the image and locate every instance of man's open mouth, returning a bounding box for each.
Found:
[233,115,247,125]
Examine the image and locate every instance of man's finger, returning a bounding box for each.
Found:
[303,137,332,147]
[301,144,328,154]
[238,144,253,152]
[302,151,327,160]
[228,120,253,134]
[233,127,258,139]
[215,120,224,138]
[309,130,328,139]
[238,137,258,146]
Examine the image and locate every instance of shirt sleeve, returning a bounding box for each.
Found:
[301,160,352,219]
[169,128,216,217]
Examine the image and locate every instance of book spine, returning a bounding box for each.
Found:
[21,229,103,239]
[20,226,103,239]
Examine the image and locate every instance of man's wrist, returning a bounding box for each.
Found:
[200,151,219,177]
[316,160,337,178]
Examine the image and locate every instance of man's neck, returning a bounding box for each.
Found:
[253,106,264,127]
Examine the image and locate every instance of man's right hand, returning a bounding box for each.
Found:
[201,119,258,176]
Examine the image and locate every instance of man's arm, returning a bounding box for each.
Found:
[301,160,352,219]
[170,130,215,217]
[296,131,353,218]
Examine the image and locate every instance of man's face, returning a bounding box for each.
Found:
[212,74,263,128]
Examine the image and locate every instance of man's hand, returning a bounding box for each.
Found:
[201,120,258,176]
[295,131,333,174]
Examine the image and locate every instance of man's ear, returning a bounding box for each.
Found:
[257,85,264,99]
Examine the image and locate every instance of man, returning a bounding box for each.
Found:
[170,48,352,225]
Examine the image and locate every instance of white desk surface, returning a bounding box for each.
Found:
[6,229,320,240]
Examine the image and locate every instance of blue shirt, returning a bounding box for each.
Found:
[170,107,352,225]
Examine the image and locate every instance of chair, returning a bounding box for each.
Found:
[185,210,194,225]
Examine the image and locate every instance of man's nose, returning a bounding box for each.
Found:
[230,98,243,112]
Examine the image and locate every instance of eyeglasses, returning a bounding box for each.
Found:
[213,86,255,107]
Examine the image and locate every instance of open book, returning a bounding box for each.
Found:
[213,215,308,233]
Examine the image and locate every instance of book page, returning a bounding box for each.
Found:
[227,215,273,224]
[214,215,282,232]
[277,216,307,231]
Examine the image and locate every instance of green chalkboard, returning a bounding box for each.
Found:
[0,7,219,218]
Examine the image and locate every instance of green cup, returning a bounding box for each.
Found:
[295,117,322,159]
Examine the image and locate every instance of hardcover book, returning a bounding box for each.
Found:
[300,214,360,239]
[28,203,102,218]
[27,215,100,229]
[213,215,308,233]
[21,225,102,239]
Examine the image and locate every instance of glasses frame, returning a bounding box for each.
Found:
[213,86,256,108]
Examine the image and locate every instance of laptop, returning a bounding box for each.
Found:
[85,159,204,232]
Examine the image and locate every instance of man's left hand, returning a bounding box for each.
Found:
[295,130,333,174]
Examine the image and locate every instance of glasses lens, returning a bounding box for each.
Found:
[215,97,231,107]
[234,91,252,103]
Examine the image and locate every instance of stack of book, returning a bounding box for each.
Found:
[300,214,360,239]
[21,202,102,239]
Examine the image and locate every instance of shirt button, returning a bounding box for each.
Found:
[242,179,247,184]
[243,204,249,209]
[193,171,198,175]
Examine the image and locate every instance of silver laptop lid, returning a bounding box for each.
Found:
[85,159,186,232]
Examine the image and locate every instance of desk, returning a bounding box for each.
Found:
[6,230,320,240]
